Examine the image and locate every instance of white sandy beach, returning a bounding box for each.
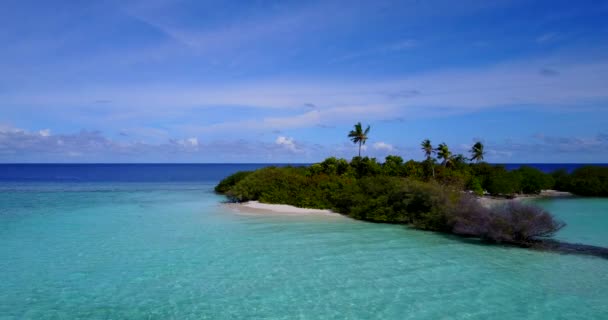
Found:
[225,201,343,217]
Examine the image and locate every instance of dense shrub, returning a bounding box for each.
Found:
[349,156,382,178]
[551,169,571,191]
[421,159,436,180]
[467,177,484,196]
[434,165,471,190]
[450,197,565,245]
[382,155,406,176]
[214,171,253,193]
[308,157,350,176]
[226,167,304,203]
[226,166,351,209]
[485,170,521,196]
[331,176,457,229]
[470,162,499,186]
[515,166,554,194]
[404,160,425,180]
[565,166,608,196]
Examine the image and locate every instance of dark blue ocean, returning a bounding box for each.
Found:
[0,163,607,182]
[499,163,608,173]
[0,163,283,182]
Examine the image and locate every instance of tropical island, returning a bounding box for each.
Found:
[216,123,608,254]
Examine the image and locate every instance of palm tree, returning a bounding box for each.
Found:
[348,122,370,157]
[421,139,435,178]
[436,142,453,166]
[452,154,467,165]
[421,139,433,159]
[470,141,485,163]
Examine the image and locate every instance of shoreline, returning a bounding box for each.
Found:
[226,190,575,215]
[224,200,344,217]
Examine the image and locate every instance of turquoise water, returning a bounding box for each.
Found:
[532,197,608,247]
[1,182,607,319]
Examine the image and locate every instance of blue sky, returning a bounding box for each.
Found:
[1,0,608,163]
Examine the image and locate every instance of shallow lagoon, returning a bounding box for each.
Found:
[1,182,607,319]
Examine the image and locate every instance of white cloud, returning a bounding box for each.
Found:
[0,125,23,134]
[373,141,394,151]
[187,137,198,147]
[0,125,318,162]
[486,149,513,158]
[2,123,607,163]
[171,137,199,150]
[39,129,51,137]
[275,136,299,152]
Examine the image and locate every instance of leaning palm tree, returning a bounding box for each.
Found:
[421,139,435,178]
[348,122,370,157]
[436,142,453,166]
[470,141,485,163]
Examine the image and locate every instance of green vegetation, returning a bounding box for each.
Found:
[552,166,608,196]
[215,122,606,246]
[214,170,253,193]
[217,158,566,245]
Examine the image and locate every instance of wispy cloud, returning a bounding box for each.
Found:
[539,68,560,77]
[479,132,608,162]
[331,39,418,63]
[373,141,394,152]
[4,58,606,119]
[536,32,560,43]
[174,105,397,135]
[122,1,354,53]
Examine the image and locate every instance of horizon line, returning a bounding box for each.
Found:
[2,162,608,165]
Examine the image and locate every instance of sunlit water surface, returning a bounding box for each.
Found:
[1,182,606,319]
